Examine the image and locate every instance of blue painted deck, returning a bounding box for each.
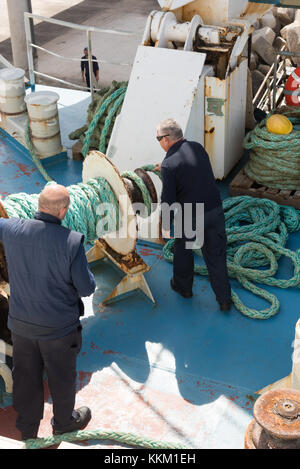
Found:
[0,88,299,448]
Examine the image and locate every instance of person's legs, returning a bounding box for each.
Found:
[173,236,194,293]
[201,207,231,305]
[39,326,82,430]
[12,333,44,439]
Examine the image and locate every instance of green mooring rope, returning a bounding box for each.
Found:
[163,195,300,320]
[2,178,120,244]
[24,120,53,183]
[81,86,127,158]
[13,97,300,319]
[243,106,300,190]
[69,80,128,159]
[3,170,300,320]
[24,429,187,449]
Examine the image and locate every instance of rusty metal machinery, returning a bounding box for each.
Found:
[245,389,300,449]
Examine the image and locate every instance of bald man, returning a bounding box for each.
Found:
[0,184,96,440]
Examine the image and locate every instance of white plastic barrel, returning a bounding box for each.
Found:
[24,91,63,157]
[0,67,26,115]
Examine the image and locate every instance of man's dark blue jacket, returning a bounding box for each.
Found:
[161,139,221,213]
[0,212,96,340]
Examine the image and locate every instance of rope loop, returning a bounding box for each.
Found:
[243,106,300,190]
[163,196,300,320]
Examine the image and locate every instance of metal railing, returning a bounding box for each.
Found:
[252,46,300,113]
[252,45,288,112]
[24,12,139,101]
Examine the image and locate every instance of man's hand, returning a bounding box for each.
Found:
[154,163,161,172]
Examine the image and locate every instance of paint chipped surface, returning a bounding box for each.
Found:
[0,94,300,449]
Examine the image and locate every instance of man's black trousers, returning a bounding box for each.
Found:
[173,205,231,303]
[11,326,82,438]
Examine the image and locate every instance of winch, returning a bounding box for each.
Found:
[245,389,300,449]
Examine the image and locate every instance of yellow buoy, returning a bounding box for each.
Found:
[266,114,293,135]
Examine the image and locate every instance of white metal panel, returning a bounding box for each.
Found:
[157,0,195,10]
[185,64,213,145]
[204,58,247,180]
[225,58,248,178]
[205,76,226,179]
[228,0,249,20]
[107,46,206,172]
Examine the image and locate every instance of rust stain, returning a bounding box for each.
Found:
[90,341,101,351]
[103,349,120,355]
[77,370,93,390]
[183,398,194,405]
[246,394,256,403]
[17,162,36,176]
[139,247,163,260]
[205,127,215,135]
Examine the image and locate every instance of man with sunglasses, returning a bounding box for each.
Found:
[155,118,231,311]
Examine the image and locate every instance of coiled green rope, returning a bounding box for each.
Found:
[69,81,128,159]
[163,196,300,320]
[243,106,300,190]
[2,177,120,244]
[82,86,127,158]
[3,167,300,319]
[24,429,187,449]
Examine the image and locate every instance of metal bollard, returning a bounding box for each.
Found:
[245,389,300,449]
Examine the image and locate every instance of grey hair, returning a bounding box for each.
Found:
[157,118,183,141]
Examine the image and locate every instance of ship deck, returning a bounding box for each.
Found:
[0,86,299,449]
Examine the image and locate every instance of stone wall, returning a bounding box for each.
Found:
[250,6,298,99]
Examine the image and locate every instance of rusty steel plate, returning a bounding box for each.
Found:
[254,389,300,440]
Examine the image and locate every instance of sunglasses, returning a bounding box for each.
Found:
[156,134,169,142]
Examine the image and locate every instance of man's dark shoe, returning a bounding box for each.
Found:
[52,406,91,435]
[170,278,193,299]
[219,301,232,312]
